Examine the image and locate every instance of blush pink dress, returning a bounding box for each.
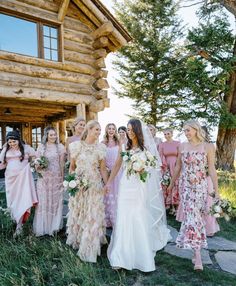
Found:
[104,143,121,227]
[33,143,66,236]
[0,145,38,224]
[159,140,180,208]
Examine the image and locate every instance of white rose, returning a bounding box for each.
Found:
[69,180,77,188]
[214,205,222,213]
[63,181,69,188]
[213,213,221,218]
[133,162,143,172]
[131,154,138,162]
[123,155,129,161]
[228,207,232,212]
[145,151,153,160]
[30,167,35,172]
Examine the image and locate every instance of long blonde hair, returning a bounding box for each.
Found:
[103,123,119,145]
[183,120,205,142]
[81,120,100,141]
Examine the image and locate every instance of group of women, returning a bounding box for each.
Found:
[0,117,219,272]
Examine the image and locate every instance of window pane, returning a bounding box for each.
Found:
[51,50,58,61]
[50,27,57,38]
[0,13,38,57]
[43,26,50,37]
[51,38,58,50]
[43,36,50,48]
[44,48,51,60]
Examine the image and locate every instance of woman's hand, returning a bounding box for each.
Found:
[103,184,110,194]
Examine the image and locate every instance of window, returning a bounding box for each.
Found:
[0,13,60,61]
[32,126,42,150]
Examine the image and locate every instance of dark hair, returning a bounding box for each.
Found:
[126,119,145,151]
[118,126,127,133]
[4,131,25,163]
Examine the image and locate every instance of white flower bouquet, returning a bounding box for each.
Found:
[161,168,171,186]
[30,156,49,178]
[121,149,157,183]
[209,196,234,221]
[63,172,90,197]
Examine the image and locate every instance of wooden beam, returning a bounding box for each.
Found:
[94,58,106,69]
[91,21,114,39]
[93,37,109,49]
[0,86,94,105]
[58,0,70,22]
[93,89,108,100]
[64,17,92,33]
[93,69,108,79]
[64,50,94,65]
[88,99,105,112]
[93,48,107,59]
[93,78,109,90]
[64,28,93,45]
[64,39,93,54]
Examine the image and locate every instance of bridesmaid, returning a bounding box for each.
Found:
[33,127,66,236]
[118,126,127,145]
[168,120,219,271]
[102,123,121,227]
[202,126,220,236]
[159,128,180,213]
[148,124,162,149]
[66,117,86,157]
[0,131,38,236]
[66,120,108,263]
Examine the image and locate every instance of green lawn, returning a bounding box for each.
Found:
[0,173,236,286]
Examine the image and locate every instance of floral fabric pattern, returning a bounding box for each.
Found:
[66,141,107,263]
[176,144,208,250]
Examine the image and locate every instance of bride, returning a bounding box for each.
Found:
[104,119,171,272]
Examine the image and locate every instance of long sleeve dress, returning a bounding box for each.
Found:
[0,145,38,224]
[66,141,107,263]
[33,143,65,236]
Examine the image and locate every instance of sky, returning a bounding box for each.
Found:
[98,0,236,140]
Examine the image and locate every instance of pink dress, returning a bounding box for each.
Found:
[176,143,208,250]
[0,145,38,224]
[159,140,180,207]
[104,144,121,227]
[33,143,65,236]
[176,176,220,237]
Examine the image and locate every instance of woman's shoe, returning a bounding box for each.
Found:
[194,262,203,271]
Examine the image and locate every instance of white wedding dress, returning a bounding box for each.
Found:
[108,146,171,272]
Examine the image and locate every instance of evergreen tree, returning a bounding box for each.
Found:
[113,0,185,128]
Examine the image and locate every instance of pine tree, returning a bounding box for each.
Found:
[113,0,185,128]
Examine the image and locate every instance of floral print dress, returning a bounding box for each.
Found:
[176,143,208,250]
[66,141,107,263]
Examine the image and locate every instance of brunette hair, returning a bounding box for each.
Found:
[81,120,100,141]
[103,123,119,145]
[4,131,25,163]
[118,126,127,133]
[126,119,145,151]
[42,126,59,145]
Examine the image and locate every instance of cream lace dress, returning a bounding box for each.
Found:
[66,141,107,263]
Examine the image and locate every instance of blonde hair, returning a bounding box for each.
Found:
[81,120,100,141]
[103,123,119,145]
[71,117,85,133]
[183,120,205,142]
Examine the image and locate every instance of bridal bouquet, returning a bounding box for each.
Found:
[63,173,90,197]
[209,195,234,221]
[30,156,49,178]
[121,149,157,183]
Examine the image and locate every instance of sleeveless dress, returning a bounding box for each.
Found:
[176,143,208,250]
[66,141,107,263]
[33,143,65,236]
[104,144,121,227]
[108,148,170,272]
[0,145,38,224]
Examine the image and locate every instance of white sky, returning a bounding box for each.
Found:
[98,0,236,140]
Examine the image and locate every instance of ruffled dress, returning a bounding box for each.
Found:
[66,141,107,263]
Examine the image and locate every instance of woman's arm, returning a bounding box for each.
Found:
[69,158,76,173]
[167,149,182,191]
[100,159,108,185]
[207,143,219,197]
[106,152,123,186]
[0,147,7,169]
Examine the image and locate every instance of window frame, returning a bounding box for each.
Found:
[0,9,62,62]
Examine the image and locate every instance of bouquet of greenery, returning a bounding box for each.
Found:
[210,195,235,221]
[63,173,90,197]
[30,156,49,178]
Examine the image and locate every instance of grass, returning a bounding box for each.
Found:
[0,172,236,286]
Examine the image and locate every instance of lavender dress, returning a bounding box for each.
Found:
[104,144,121,227]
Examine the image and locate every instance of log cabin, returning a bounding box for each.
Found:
[0,0,131,149]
